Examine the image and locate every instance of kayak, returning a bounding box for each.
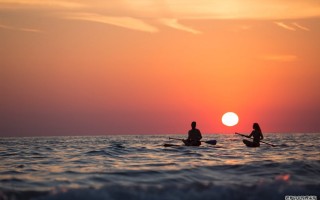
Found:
[243,139,260,147]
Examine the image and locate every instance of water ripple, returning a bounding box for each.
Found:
[0,133,319,200]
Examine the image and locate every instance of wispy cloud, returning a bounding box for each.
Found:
[0,0,84,9]
[292,22,310,31]
[2,0,320,20]
[1,0,319,34]
[124,0,320,20]
[274,22,296,31]
[274,21,311,31]
[62,13,158,33]
[159,18,201,34]
[261,54,297,62]
[0,24,42,33]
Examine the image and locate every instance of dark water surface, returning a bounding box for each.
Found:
[0,133,319,200]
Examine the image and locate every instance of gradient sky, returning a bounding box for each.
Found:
[1,0,320,136]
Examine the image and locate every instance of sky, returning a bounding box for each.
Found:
[1,0,320,136]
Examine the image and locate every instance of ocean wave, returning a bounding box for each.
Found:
[1,181,319,200]
[1,134,319,200]
[85,150,113,156]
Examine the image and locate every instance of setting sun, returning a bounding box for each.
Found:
[222,112,239,127]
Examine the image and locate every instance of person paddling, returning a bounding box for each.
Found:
[237,123,264,147]
[183,121,202,146]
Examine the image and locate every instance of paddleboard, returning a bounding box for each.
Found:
[243,139,260,147]
[163,143,181,147]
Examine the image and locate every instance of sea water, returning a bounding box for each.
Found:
[0,133,319,200]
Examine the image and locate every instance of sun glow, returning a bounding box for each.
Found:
[222,112,239,127]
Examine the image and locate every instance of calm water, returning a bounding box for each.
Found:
[0,133,319,200]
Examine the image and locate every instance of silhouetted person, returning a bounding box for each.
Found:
[244,123,264,147]
[183,121,202,146]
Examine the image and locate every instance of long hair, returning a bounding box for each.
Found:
[253,123,262,133]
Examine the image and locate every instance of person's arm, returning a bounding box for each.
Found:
[248,131,254,138]
[260,133,264,140]
[187,130,191,140]
[198,130,202,140]
[235,132,250,138]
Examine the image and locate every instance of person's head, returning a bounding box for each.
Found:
[253,123,261,132]
[191,121,197,129]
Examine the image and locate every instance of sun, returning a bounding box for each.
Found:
[222,112,239,126]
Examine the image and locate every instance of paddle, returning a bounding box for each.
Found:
[235,132,276,147]
[169,137,217,145]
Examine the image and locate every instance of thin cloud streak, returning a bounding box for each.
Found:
[274,22,311,31]
[292,22,310,31]
[0,24,42,33]
[62,13,158,33]
[125,0,320,20]
[274,22,296,31]
[1,0,319,34]
[0,0,84,9]
[1,0,320,20]
[159,18,201,34]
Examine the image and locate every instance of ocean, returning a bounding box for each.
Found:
[0,133,319,200]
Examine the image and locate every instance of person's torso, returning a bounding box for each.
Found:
[252,131,261,142]
[188,129,201,141]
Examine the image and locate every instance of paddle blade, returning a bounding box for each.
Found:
[204,140,217,145]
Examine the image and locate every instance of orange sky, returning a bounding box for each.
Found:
[1,0,320,136]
